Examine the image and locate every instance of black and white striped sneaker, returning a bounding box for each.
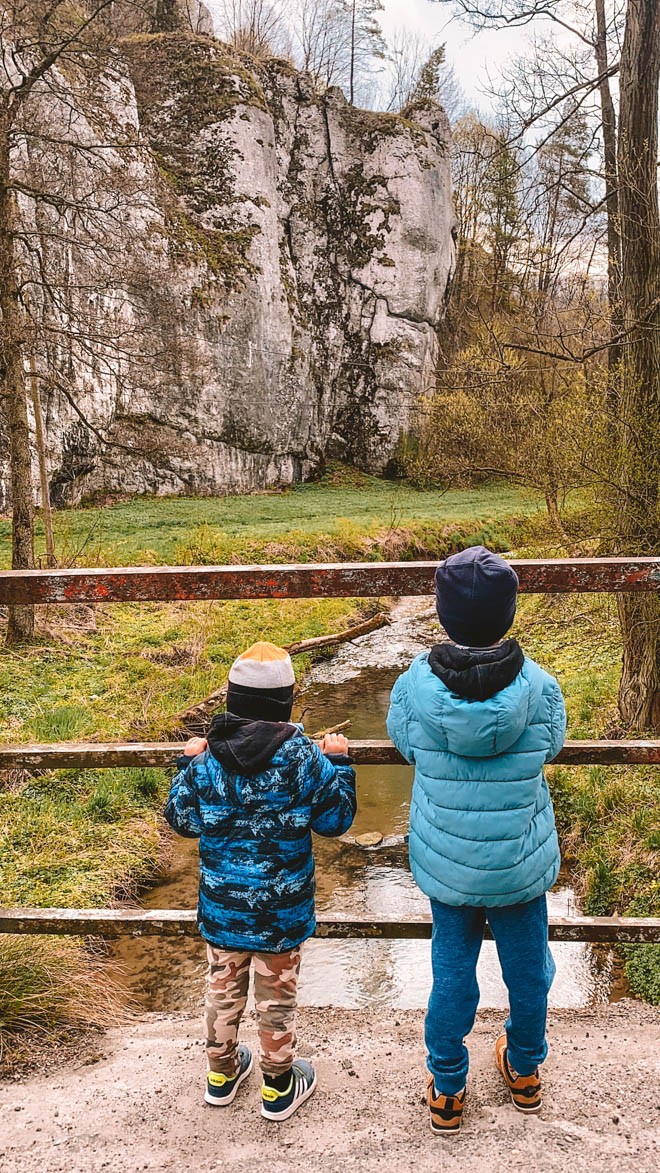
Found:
[205,1045,253,1106]
[261,1060,317,1121]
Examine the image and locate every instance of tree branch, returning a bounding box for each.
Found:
[10,0,117,106]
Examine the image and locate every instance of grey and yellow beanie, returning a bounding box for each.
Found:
[226,641,295,722]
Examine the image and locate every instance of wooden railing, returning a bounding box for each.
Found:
[1,556,659,945]
[0,738,659,771]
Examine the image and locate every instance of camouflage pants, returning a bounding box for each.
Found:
[205,945,302,1077]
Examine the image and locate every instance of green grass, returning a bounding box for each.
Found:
[0,936,128,1054]
[0,762,166,1055]
[0,597,379,744]
[0,467,543,568]
[1,474,534,747]
[1,767,166,907]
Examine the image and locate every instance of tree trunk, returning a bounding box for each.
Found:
[615,0,660,731]
[349,0,356,104]
[29,356,56,568]
[595,0,623,412]
[151,0,181,33]
[544,489,569,545]
[618,596,660,729]
[0,106,35,643]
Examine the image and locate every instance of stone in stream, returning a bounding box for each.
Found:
[354,832,384,848]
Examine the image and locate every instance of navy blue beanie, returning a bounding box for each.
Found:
[435,546,519,647]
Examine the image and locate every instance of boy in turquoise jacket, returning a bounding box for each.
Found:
[387,546,566,1135]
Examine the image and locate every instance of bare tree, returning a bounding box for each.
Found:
[429,0,659,731]
[289,0,385,102]
[0,1,172,643]
[432,0,623,373]
[214,0,287,57]
[0,1,122,641]
[383,26,428,111]
[293,0,353,88]
[410,99,604,542]
[346,0,385,104]
[449,114,495,322]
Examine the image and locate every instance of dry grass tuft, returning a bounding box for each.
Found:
[0,936,133,1065]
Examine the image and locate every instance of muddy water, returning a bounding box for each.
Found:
[111,600,627,1011]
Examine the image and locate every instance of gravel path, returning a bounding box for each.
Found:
[1,1002,658,1172]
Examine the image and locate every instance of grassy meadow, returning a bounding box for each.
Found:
[0,469,657,1058]
[0,472,541,568]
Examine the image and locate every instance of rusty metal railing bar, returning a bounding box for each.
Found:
[0,558,658,605]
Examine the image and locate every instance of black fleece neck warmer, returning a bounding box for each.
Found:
[207,712,297,775]
[428,638,524,701]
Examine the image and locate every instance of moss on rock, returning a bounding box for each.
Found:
[122,33,265,289]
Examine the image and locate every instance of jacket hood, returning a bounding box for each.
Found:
[207,712,297,776]
[428,639,524,701]
[406,651,542,758]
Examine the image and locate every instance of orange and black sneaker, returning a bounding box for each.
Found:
[495,1034,542,1114]
[427,1075,466,1135]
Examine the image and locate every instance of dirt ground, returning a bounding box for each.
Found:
[1,1001,658,1173]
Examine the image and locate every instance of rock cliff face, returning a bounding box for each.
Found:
[2,33,455,506]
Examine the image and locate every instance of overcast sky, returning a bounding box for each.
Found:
[379,0,531,108]
[207,0,536,112]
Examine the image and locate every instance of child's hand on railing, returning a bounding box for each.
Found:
[183,736,208,757]
[320,733,349,756]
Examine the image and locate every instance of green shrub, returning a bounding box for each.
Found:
[622,945,660,1004]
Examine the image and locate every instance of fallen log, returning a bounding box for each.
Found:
[285,611,392,655]
[170,611,391,736]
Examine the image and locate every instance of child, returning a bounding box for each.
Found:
[165,641,356,1121]
[387,546,566,1136]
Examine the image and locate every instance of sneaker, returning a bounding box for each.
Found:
[495,1035,542,1114]
[261,1059,317,1122]
[205,1045,253,1106]
[427,1076,466,1135]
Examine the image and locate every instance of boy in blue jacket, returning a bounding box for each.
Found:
[387,546,566,1135]
[165,641,356,1121]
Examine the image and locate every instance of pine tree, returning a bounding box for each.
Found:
[409,45,446,104]
[482,130,522,313]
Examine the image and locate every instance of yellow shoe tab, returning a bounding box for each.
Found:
[262,1078,293,1102]
[208,1071,234,1088]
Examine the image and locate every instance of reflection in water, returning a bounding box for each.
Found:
[110,600,629,1012]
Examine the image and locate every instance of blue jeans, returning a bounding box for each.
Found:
[426,895,556,1095]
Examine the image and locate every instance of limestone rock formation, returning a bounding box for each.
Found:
[1,33,455,507]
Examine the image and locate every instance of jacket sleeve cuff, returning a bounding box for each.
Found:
[175,753,196,770]
[325,752,353,766]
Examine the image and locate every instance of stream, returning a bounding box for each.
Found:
[111,599,628,1011]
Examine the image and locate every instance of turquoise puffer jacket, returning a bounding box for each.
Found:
[387,653,566,907]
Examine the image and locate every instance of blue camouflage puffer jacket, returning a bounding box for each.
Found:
[165,714,356,952]
[387,643,566,908]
